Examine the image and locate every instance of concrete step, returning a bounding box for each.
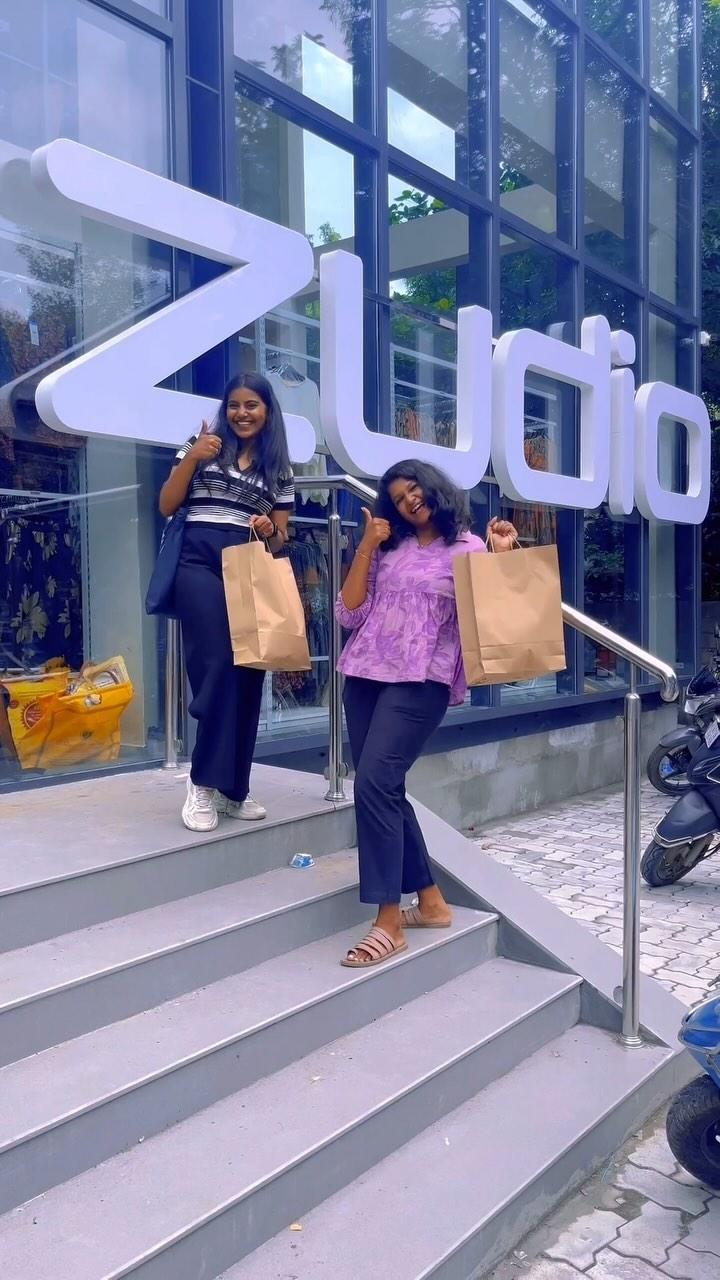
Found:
[0,909,496,1212]
[0,959,581,1280]
[227,1026,672,1280]
[0,849,367,1066]
[0,765,354,952]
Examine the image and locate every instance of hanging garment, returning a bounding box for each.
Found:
[266,366,329,506]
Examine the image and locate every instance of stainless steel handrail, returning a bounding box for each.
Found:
[163,471,678,1047]
[561,603,679,702]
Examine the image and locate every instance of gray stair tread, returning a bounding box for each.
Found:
[225,1025,671,1280]
[0,908,494,1152]
[0,850,359,1010]
[0,764,350,895]
[0,960,580,1280]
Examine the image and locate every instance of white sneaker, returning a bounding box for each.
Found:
[182,778,218,832]
[216,793,267,821]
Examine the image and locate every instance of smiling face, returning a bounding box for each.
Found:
[226,386,268,443]
[388,476,434,531]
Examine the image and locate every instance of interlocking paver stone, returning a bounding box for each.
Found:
[616,1164,711,1214]
[588,1249,672,1279]
[497,1260,584,1280]
[614,1202,684,1265]
[662,1242,720,1280]
[627,1129,682,1178]
[678,1199,720,1253]
[544,1209,625,1270]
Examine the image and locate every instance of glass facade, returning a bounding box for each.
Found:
[584,49,642,278]
[0,0,702,790]
[499,0,573,241]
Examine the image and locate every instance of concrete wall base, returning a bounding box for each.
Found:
[408,702,679,831]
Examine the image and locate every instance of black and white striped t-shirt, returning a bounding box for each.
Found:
[175,437,294,530]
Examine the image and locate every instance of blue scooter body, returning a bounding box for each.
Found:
[656,741,720,843]
[678,997,720,1092]
[658,725,702,755]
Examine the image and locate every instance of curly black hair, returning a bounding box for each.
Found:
[375,460,470,552]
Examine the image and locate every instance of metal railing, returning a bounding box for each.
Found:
[163,474,678,1047]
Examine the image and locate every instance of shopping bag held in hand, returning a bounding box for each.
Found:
[222,535,311,672]
[453,543,566,686]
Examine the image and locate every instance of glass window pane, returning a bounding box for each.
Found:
[0,2,172,787]
[500,233,578,490]
[584,270,640,368]
[234,86,376,442]
[499,0,574,241]
[585,0,640,69]
[235,87,370,265]
[233,0,371,124]
[387,0,485,189]
[134,0,166,13]
[583,508,640,690]
[649,115,695,309]
[388,178,487,449]
[500,231,574,336]
[0,223,173,787]
[584,49,641,278]
[0,0,169,175]
[650,0,695,121]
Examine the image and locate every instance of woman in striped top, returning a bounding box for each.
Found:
[159,373,295,832]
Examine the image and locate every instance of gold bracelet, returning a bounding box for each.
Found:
[356,549,372,561]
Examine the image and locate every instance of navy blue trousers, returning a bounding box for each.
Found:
[343,677,450,905]
[175,525,265,802]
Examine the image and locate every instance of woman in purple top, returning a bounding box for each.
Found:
[336,461,517,969]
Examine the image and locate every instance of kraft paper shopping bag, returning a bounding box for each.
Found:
[453,544,566,685]
[222,539,311,672]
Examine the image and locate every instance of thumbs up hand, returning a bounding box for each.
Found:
[188,419,222,464]
[359,506,392,553]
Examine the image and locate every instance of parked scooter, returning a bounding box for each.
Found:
[647,634,720,795]
[666,996,720,1190]
[641,731,720,887]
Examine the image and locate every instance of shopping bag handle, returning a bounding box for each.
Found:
[488,530,522,553]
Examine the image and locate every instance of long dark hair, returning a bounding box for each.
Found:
[202,372,291,495]
[375,460,470,551]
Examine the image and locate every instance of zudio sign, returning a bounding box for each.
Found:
[11,139,710,526]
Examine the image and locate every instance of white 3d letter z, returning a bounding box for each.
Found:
[30,139,317,460]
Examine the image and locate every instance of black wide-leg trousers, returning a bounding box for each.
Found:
[175,525,264,803]
[343,676,449,905]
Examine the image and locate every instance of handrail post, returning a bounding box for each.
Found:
[621,665,643,1046]
[325,491,346,801]
[163,617,179,770]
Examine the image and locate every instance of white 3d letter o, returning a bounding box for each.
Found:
[634,383,711,524]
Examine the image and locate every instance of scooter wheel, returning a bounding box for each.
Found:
[640,836,712,888]
[646,743,693,795]
[666,1075,720,1190]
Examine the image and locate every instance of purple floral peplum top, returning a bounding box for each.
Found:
[335,532,487,706]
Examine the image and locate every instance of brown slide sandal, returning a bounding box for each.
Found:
[341,925,408,968]
[401,905,451,929]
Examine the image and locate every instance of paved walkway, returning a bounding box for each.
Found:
[478,781,720,1280]
[476,782,720,1007]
